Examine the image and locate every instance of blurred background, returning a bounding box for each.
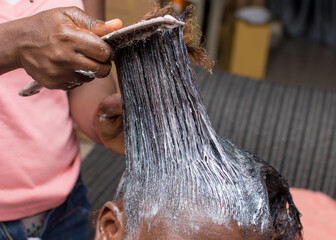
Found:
[105,0,336,90]
[81,0,336,156]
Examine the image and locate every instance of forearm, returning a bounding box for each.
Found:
[83,0,105,20]
[69,0,121,144]
[0,19,23,75]
[68,74,117,143]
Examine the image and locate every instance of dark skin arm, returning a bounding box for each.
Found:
[0,7,116,90]
[0,3,124,154]
[69,1,125,155]
[0,19,20,75]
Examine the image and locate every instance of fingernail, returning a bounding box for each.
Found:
[105,18,120,25]
[105,19,123,28]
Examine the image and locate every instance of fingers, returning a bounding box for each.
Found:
[61,7,97,31]
[61,7,123,37]
[18,7,122,93]
[74,54,112,78]
[40,49,111,89]
[93,19,123,37]
[64,27,112,63]
[105,19,123,32]
[60,7,123,62]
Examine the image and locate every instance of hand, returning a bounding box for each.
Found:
[15,7,122,90]
[94,93,124,155]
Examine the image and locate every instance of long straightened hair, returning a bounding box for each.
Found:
[113,5,303,240]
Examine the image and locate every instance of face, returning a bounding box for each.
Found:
[95,202,266,240]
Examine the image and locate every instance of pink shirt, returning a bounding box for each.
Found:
[0,0,84,221]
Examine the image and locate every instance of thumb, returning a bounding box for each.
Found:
[92,19,123,37]
[62,7,122,37]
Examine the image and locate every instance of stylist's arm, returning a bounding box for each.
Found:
[0,7,121,90]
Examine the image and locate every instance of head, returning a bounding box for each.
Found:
[95,200,267,240]
[95,139,301,240]
[95,151,301,240]
[96,168,269,240]
[95,5,302,240]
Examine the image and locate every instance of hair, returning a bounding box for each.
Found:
[112,5,302,240]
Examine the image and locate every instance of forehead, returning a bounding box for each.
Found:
[135,216,264,240]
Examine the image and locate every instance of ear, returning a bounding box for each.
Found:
[95,201,125,240]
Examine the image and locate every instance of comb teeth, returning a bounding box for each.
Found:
[102,15,185,50]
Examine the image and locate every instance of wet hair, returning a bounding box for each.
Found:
[113,5,302,240]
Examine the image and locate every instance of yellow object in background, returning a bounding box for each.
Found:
[105,0,154,88]
[105,0,153,26]
[229,20,271,80]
